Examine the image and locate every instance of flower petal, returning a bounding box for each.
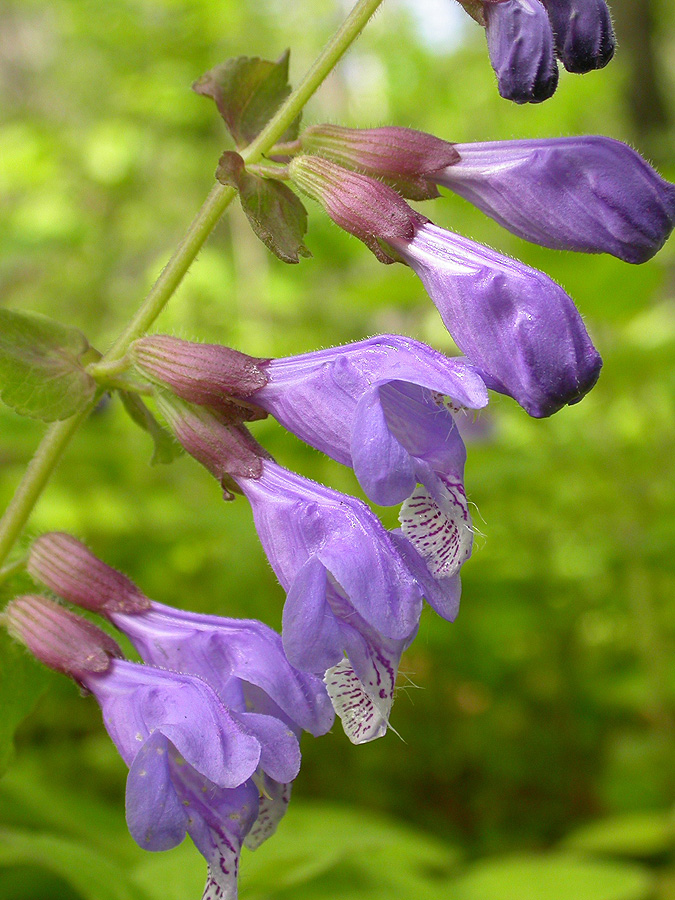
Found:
[351,385,417,506]
[231,712,301,784]
[125,731,189,851]
[282,556,344,673]
[173,768,259,900]
[245,775,291,851]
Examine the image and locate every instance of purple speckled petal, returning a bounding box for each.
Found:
[484,0,559,104]
[542,0,615,73]
[172,766,260,900]
[436,137,675,264]
[125,731,189,851]
[388,222,602,418]
[245,775,291,851]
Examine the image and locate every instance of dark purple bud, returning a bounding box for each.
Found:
[5,595,123,678]
[300,124,459,200]
[28,532,151,615]
[387,222,602,417]
[484,0,559,104]
[436,137,675,264]
[289,155,428,263]
[132,335,269,421]
[157,395,267,490]
[541,0,615,73]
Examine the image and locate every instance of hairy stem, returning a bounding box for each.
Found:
[0,0,386,569]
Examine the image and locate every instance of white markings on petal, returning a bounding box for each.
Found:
[324,657,391,745]
[399,475,472,579]
[245,776,291,851]
[201,826,239,900]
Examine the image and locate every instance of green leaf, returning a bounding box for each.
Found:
[0,309,96,422]
[561,811,675,859]
[240,802,460,897]
[0,631,50,776]
[452,853,654,900]
[0,759,147,868]
[193,51,300,148]
[119,391,183,465]
[217,151,310,264]
[0,829,150,900]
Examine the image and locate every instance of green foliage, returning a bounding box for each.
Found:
[562,811,675,860]
[452,854,654,900]
[0,310,96,422]
[118,392,183,466]
[217,151,310,263]
[0,634,48,776]
[193,51,299,148]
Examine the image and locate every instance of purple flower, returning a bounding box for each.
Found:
[290,155,602,417]
[154,400,471,740]
[541,0,615,73]
[28,532,334,740]
[236,459,470,741]
[386,222,602,417]
[436,137,675,264]
[484,0,559,104]
[253,335,488,505]
[5,595,288,899]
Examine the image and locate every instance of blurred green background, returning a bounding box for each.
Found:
[1,0,675,897]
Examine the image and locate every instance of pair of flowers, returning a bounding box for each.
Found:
[7,534,334,900]
[282,125,675,417]
[459,0,615,103]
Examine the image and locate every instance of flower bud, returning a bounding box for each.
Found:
[541,0,615,73]
[131,336,270,421]
[289,155,427,263]
[484,0,559,104]
[28,532,150,615]
[157,395,267,492]
[299,124,459,200]
[5,595,122,678]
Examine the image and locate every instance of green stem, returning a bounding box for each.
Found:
[0,556,28,586]
[0,406,94,566]
[0,0,386,570]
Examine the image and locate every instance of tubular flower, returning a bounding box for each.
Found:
[295,125,675,264]
[386,222,602,418]
[157,401,471,741]
[253,335,488,506]
[134,332,488,505]
[28,532,334,740]
[5,594,293,900]
[290,155,602,418]
[435,137,675,264]
[455,0,614,99]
